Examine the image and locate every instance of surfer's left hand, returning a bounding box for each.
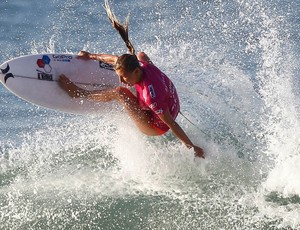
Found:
[77,51,91,60]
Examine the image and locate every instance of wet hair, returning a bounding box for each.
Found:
[114,54,140,72]
[104,0,135,55]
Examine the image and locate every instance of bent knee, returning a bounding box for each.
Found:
[115,86,135,101]
[115,86,130,96]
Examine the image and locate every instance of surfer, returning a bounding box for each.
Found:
[58,0,205,158]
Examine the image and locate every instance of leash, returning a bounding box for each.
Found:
[179,111,210,137]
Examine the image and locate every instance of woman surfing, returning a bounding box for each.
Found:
[59,0,205,158]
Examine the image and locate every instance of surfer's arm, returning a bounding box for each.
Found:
[78,51,118,65]
[158,110,205,158]
[137,52,153,64]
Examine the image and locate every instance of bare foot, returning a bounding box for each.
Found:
[58,74,85,98]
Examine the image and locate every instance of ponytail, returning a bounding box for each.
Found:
[104,0,135,55]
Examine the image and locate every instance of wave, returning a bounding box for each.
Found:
[1,0,300,229]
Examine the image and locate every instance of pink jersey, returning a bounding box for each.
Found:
[134,61,180,131]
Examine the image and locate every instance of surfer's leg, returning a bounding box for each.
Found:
[88,86,160,135]
[59,74,114,101]
[59,75,160,135]
[58,75,87,98]
[114,87,160,136]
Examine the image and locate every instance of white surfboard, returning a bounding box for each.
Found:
[0,54,120,114]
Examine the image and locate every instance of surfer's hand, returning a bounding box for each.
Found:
[77,51,91,60]
[193,146,205,158]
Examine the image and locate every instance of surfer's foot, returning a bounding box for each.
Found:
[58,74,86,98]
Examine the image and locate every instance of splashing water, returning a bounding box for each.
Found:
[0,0,300,229]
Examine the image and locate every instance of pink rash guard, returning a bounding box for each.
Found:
[134,61,180,134]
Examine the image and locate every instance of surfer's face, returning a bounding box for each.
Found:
[116,68,141,86]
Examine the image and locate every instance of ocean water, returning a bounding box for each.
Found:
[0,0,300,229]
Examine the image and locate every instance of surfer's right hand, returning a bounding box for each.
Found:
[77,51,91,60]
[193,146,205,159]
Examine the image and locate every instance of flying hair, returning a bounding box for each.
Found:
[104,0,135,55]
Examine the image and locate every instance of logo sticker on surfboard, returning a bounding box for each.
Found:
[52,54,72,62]
[37,55,52,73]
[36,70,53,81]
[99,61,114,70]
[36,55,53,81]
[0,64,14,83]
